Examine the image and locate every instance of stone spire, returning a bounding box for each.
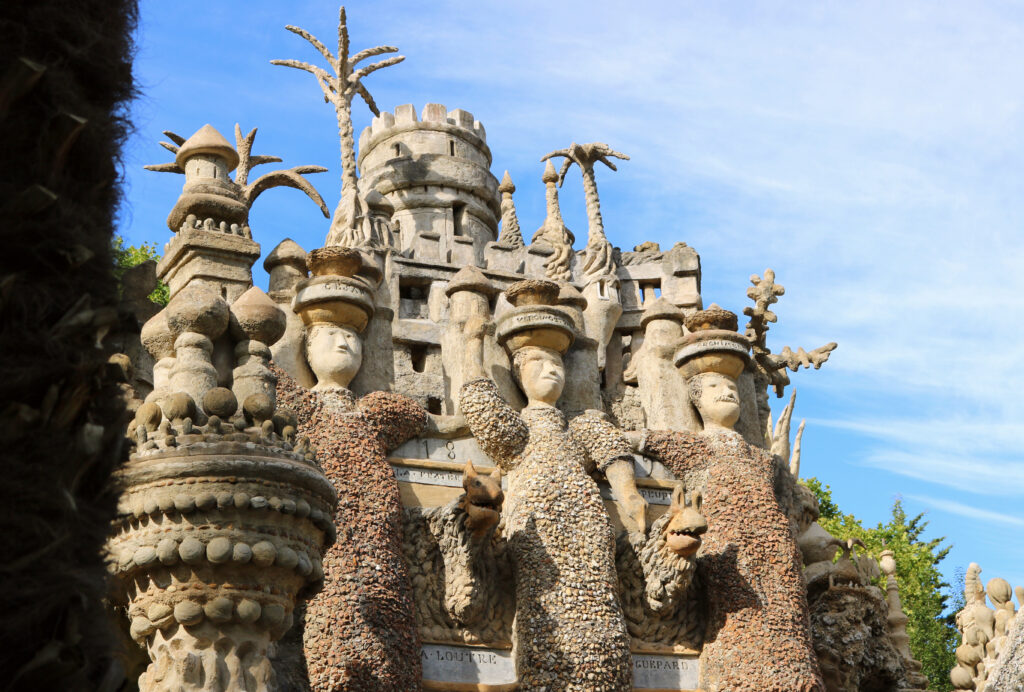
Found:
[272,6,404,249]
[496,171,524,249]
[541,141,628,284]
[531,161,575,282]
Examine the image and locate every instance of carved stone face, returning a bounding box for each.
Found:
[689,372,741,430]
[514,346,565,406]
[462,461,504,536]
[664,485,708,557]
[306,324,363,390]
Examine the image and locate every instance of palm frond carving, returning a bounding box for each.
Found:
[234,125,329,217]
[271,6,404,248]
[541,142,628,282]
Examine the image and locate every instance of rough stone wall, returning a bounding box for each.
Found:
[645,430,825,692]
[808,586,908,692]
[275,369,426,691]
[987,608,1024,690]
[0,2,138,687]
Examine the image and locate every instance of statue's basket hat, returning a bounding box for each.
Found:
[291,246,374,332]
[674,304,750,380]
[495,279,575,354]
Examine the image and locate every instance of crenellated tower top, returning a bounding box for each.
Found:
[357,103,500,266]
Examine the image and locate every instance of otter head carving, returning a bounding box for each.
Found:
[461,460,504,536]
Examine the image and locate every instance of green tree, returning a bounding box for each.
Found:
[112,235,169,305]
[802,478,959,691]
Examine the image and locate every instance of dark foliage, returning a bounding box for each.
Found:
[0,1,139,689]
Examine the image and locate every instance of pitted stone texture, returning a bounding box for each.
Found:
[276,368,426,691]
[645,429,825,692]
[460,378,631,691]
[987,607,1024,689]
[808,586,909,692]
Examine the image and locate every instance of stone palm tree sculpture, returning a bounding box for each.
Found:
[145,124,329,235]
[272,6,404,248]
[541,142,629,369]
[541,141,629,282]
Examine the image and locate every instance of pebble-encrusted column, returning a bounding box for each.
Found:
[108,386,336,692]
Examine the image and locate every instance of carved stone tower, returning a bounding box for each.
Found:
[357,103,500,267]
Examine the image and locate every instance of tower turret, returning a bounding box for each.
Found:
[357,103,500,266]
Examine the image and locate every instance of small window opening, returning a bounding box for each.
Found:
[399,283,426,301]
[449,140,455,156]
[409,343,428,373]
[393,143,401,157]
[221,286,227,299]
[452,202,466,237]
[426,396,442,415]
[638,280,661,304]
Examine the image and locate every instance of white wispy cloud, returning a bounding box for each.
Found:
[905,494,1024,528]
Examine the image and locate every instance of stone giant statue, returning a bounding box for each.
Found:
[458,279,645,691]
[274,246,460,690]
[633,306,826,692]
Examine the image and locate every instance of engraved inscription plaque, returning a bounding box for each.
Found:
[632,653,700,690]
[421,644,517,689]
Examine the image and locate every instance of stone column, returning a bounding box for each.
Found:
[165,283,229,411]
[442,265,496,412]
[230,286,286,409]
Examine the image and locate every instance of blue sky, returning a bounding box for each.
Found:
[120,1,1024,598]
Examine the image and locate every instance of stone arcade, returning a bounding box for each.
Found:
[101,6,1017,692]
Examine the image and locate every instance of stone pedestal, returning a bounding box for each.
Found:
[109,396,336,692]
[158,228,261,303]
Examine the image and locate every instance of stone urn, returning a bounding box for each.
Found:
[108,388,336,691]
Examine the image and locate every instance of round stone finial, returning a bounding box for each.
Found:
[684,303,739,333]
[141,311,175,360]
[307,246,361,278]
[505,279,560,307]
[165,283,230,339]
[243,393,274,425]
[230,286,287,345]
[541,160,559,184]
[640,297,685,329]
[445,265,497,298]
[135,402,163,432]
[263,238,308,273]
[162,392,197,422]
[203,387,238,419]
[878,549,897,577]
[175,124,240,171]
[499,170,515,194]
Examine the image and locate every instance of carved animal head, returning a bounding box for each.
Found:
[461,460,503,535]
[828,538,868,588]
[662,483,707,558]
